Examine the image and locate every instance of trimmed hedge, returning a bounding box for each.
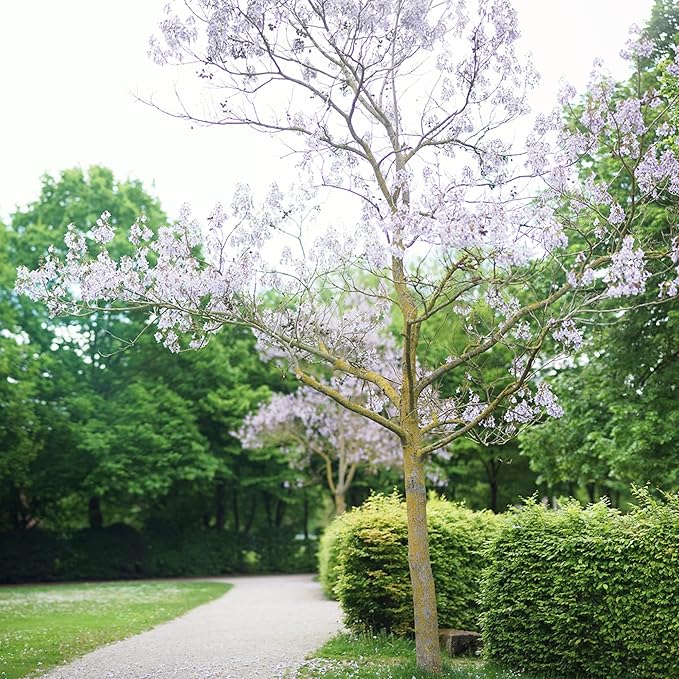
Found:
[318,509,360,598]
[0,524,315,582]
[0,529,62,583]
[480,491,679,679]
[324,493,503,635]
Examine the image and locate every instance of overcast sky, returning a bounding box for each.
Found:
[0,0,655,224]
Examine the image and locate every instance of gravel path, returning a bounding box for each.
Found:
[41,574,343,679]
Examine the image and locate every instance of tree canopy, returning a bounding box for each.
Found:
[13,0,679,671]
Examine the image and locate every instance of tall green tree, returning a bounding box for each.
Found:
[2,168,218,528]
[520,0,679,499]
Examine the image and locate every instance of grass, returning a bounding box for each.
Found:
[294,633,534,679]
[0,580,231,679]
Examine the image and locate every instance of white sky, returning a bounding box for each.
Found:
[0,1,655,224]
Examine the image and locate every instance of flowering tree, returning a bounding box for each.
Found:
[16,0,679,670]
[239,375,401,514]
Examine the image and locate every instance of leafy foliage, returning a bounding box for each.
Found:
[330,494,503,635]
[318,508,362,598]
[1,166,320,574]
[0,524,314,583]
[480,490,679,678]
[519,0,679,500]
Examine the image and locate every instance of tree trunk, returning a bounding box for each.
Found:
[586,482,596,504]
[333,491,346,515]
[485,458,500,513]
[215,480,226,530]
[232,488,240,533]
[403,444,441,673]
[264,492,273,528]
[88,496,103,528]
[9,486,22,529]
[489,476,498,514]
[275,498,286,528]
[302,494,309,541]
[244,494,257,535]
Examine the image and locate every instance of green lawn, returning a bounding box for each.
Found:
[294,633,534,679]
[0,580,231,679]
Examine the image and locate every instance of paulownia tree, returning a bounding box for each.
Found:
[16,0,679,670]
[239,375,401,514]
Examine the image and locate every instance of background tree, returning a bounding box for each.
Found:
[520,0,679,502]
[17,1,679,671]
[2,168,301,536]
[240,376,401,514]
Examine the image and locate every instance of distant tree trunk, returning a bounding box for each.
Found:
[489,477,498,513]
[264,492,273,528]
[275,498,286,528]
[9,486,22,529]
[244,494,257,535]
[215,480,226,530]
[88,496,103,528]
[586,482,596,504]
[485,457,501,513]
[302,494,309,541]
[232,488,240,533]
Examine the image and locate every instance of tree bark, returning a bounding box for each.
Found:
[232,488,240,533]
[489,476,498,514]
[215,480,226,530]
[264,492,273,528]
[88,496,103,529]
[302,493,309,541]
[485,458,500,513]
[275,498,286,528]
[333,491,347,515]
[586,482,596,504]
[403,443,441,674]
[244,494,257,535]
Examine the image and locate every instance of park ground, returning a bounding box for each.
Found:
[0,577,533,679]
[0,580,230,679]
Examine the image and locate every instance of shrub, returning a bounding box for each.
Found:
[480,490,679,679]
[333,493,503,635]
[0,523,313,582]
[245,529,317,573]
[0,529,62,583]
[144,525,240,576]
[59,524,146,580]
[318,510,360,598]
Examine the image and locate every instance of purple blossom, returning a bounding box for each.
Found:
[13,0,679,466]
[552,319,584,350]
[533,382,563,418]
[605,235,651,297]
[91,211,115,244]
[660,237,679,297]
[608,204,626,226]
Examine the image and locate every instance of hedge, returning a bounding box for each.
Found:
[480,490,679,679]
[324,493,503,635]
[0,524,315,582]
[318,508,361,598]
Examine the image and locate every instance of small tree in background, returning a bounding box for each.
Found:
[16,1,679,670]
[239,375,401,514]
